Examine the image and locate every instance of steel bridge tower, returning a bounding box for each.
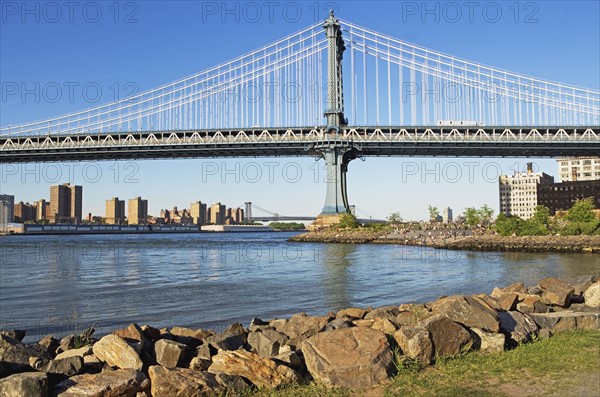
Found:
[313,11,359,215]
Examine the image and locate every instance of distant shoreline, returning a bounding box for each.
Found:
[290,230,600,254]
[1,224,279,236]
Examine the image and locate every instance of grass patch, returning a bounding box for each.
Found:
[386,330,600,397]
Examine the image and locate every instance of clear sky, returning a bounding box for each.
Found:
[1,0,599,220]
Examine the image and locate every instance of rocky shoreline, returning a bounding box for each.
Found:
[1,276,599,396]
[290,230,600,253]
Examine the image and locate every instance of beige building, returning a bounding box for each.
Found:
[34,200,51,221]
[499,163,554,219]
[557,157,600,182]
[106,197,126,225]
[50,183,82,224]
[128,197,148,225]
[209,202,226,225]
[190,201,207,225]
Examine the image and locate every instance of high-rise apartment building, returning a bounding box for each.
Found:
[128,197,148,225]
[0,194,15,225]
[557,157,600,182]
[442,207,453,224]
[50,183,82,224]
[499,163,554,219]
[210,202,226,225]
[106,197,126,225]
[13,202,36,223]
[190,201,207,225]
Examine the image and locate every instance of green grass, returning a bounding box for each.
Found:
[386,329,600,397]
[241,330,600,397]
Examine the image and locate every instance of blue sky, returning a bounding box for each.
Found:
[1,1,599,220]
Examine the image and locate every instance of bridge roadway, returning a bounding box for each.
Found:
[0,125,598,163]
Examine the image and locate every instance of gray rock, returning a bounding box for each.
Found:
[322,317,353,331]
[154,339,188,368]
[271,350,304,371]
[470,328,505,353]
[0,334,52,374]
[499,311,538,345]
[541,284,574,307]
[566,275,597,296]
[278,313,331,347]
[432,295,500,332]
[247,329,288,358]
[189,356,211,371]
[204,328,246,351]
[45,356,84,377]
[0,372,48,397]
[529,311,600,332]
[393,325,433,365]
[215,373,251,394]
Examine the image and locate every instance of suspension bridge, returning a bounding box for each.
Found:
[1,12,598,215]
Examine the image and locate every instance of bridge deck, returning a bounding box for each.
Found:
[1,126,598,162]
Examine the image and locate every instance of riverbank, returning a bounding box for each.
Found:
[290,229,600,253]
[1,276,599,396]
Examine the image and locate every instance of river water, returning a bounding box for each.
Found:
[1,232,598,340]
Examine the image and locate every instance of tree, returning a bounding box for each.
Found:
[464,207,481,226]
[428,205,440,222]
[531,205,550,226]
[338,213,359,229]
[387,212,403,226]
[478,204,494,225]
[566,198,596,223]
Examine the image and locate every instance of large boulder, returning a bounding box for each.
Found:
[393,326,433,365]
[54,368,147,397]
[148,365,221,397]
[247,329,289,358]
[0,372,48,397]
[154,339,188,368]
[302,327,394,388]
[423,316,473,357]
[431,295,500,332]
[499,311,538,345]
[583,282,600,308]
[92,335,143,370]
[208,349,300,388]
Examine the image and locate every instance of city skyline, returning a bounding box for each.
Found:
[1,1,598,220]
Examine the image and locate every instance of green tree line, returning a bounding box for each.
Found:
[495,198,600,236]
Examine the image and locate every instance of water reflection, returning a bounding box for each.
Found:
[320,244,356,311]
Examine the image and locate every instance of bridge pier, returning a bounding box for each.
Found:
[314,142,360,215]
